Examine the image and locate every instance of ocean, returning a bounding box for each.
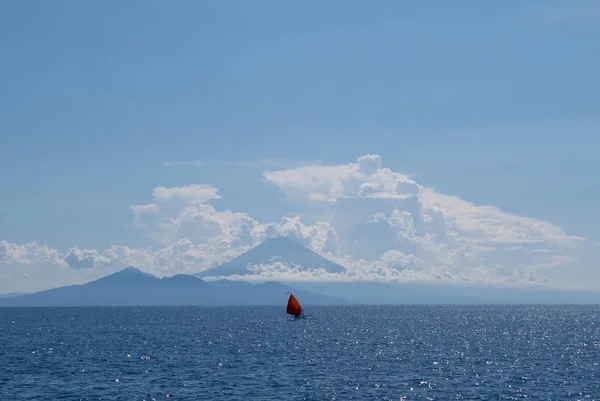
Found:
[1,305,599,400]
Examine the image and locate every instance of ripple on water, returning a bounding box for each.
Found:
[0,305,599,400]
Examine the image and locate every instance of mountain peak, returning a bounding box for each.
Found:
[117,266,154,276]
[90,267,158,287]
[197,236,346,278]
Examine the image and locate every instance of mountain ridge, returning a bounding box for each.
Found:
[0,267,348,307]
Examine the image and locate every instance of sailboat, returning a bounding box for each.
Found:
[286,292,304,318]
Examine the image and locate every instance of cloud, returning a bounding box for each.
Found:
[151,184,222,203]
[263,154,586,285]
[1,154,592,290]
[123,154,586,286]
[212,259,553,289]
[63,248,112,269]
[0,241,114,270]
[263,154,420,202]
[420,189,584,247]
[0,240,67,268]
[265,155,583,244]
[130,184,224,243]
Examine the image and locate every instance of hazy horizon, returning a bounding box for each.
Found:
[3,262,600,307]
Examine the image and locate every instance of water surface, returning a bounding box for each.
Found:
[1,305,599,400]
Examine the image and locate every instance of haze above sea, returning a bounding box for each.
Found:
[1,305,599,400]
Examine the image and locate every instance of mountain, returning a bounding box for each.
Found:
[5,267,599,306]
[0,292,27,298]
[197,236,346,278]
[0,267,348,307]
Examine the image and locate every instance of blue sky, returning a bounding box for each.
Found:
[1,1,599,292]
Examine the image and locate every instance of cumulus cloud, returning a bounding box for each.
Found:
[120,154,586,286]
[0,240,67,268]
[263,164,365,202]
[263,154,587,285]
[263,154,419,202]
[125,182,346,275]
[130,184,225,244]
[0,241,115,270]
[63,248,112,269]
[0,239,216,278]
[0,154,591,289]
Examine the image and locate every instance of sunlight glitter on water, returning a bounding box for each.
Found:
[1,305,600,400]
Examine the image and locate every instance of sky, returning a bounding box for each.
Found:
[1,0,599,293]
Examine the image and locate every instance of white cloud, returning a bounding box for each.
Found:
[1,154,593,291]
[263,154,587,285]
[63,248,112,269]
[103,240,222,277]
[0,241,115,271]
[123,153,586,287]
[262,158,373,203]
[102,245,156,270]
[0,240,67,268]
[263,154,422,203]
[130,184,224,244]
[215,259,554,289]
[151,184,221,203]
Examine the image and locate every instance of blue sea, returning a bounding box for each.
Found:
[1,305,599,400]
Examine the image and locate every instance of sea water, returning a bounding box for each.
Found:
[1,305,599,400]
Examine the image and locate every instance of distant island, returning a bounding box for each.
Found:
[2,236,600,306]
[0,267,347,307]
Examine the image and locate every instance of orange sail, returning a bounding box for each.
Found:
[286,292,302,316]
